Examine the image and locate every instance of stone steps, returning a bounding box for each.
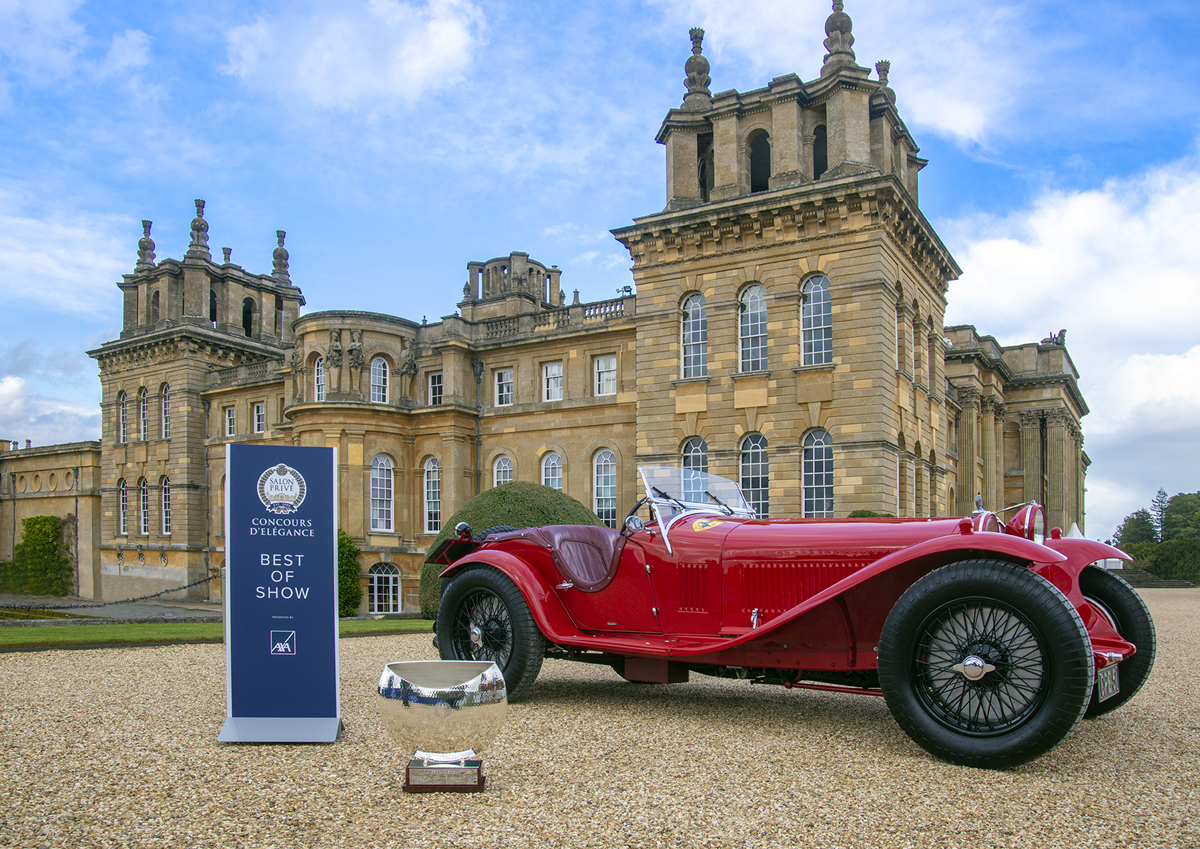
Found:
[1106,566,1195,589]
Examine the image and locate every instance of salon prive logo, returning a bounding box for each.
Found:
[257,464,307,514]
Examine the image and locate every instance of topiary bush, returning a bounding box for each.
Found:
[0,517,73,595]
[848,509,896,518]
[419,482,605,618]
[337,530,365,617]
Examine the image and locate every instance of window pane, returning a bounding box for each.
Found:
[424,458,441,532]
[593,450,617,528]
[802,276,833,366]
[371,455,394,532]
[161,385,170,439]
[371,357,389,403]
[739,285,767,372]
[543,362,563,401]
[542,453,562,490]
[495,369,513,406]
[740,434,769,518]
[803,429,834,518]
[681,294,708,378]
[595,355,616,396]
[314,357,325,402]
[493,455,513,487]
[682,438,708,502]
[429,373,443,405]
[161,477,171,535]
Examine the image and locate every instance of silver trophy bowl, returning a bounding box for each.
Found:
[376,660,507,762]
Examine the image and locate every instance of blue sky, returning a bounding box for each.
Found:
[2,0,1199,540]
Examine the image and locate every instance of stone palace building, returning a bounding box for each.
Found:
[0,4,1090,611]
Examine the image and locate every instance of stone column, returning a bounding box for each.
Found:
[993,401,1006,509]
[1020,411,1043,504]
[956,388,979,515]
[1045,409,1070,531]
[980,395,997,512]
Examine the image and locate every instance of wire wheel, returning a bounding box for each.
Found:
[451,588,514,669]
[914,598,1048,735]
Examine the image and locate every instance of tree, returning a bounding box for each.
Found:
[1113,509,1157,547]
[1151,488,1170,542]
[337,530,364,617]
[1163,492,1200,542]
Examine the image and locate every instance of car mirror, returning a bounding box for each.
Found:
[624,515,645,534]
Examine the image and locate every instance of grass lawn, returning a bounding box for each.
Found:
[0,617,434,651]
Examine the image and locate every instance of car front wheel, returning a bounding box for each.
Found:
[436,566,545,701]
[878,559,1094,769]
[1080,565,1156,718]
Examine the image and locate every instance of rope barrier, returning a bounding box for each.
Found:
[0,572,221,611]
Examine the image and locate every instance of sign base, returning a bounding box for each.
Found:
[219,717,343,743]
[403,759,486,793]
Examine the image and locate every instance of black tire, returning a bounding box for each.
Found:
[436,566,545,701]
[878,559,1094,769]
[1080,566,1156,718]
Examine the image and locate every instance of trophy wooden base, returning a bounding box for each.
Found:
[403,758,486,793]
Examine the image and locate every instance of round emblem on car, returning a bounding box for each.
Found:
[257,464,307,514]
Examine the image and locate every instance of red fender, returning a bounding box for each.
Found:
[439,550,580,644]
[1039,537,1136,665]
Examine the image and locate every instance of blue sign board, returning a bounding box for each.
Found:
[219,444,341,743]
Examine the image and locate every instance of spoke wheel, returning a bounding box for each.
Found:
[879,559,1094,769]
[436,566,545,701]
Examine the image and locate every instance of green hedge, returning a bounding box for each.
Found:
[419,482,604,618]
[337,530,364,617]
[0,516,73,595]
[848,509,896,518]
[1131,537,1200,584]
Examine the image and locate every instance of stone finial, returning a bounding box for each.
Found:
[272,230,290,281]
[186,199,210,259]
[875,60,896,103]
[222,247,232,264]
[821,0,857,77]
[135,220,156,271]
[682,27,712,112]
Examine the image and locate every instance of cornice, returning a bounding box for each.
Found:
[88,325,288,372]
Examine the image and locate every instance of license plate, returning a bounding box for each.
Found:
[1096,664,1120,702]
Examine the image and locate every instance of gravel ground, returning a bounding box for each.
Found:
[1,589,1198,849]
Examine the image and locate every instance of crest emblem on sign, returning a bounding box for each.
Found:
[692,518,724,532]
[257,464,307,514]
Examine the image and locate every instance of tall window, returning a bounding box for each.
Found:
[314,357,325,402]
[368,563,400,613]
[593,450,617,528]
[117,392,128,443]
[739,284,767,372]
[253,402,266,433]
[803,429,834,518]
[682,437,708,502]
[912,314,921,380]
[802,276,833,366]
[542,452,562,491]
[118,479,128,535]
[740,434,769,518]
[370,455,394,532]
[681,293,708,378]
[543,362,563,401]
[428,372,443,406]
[224,407,236,437]
[370,357,389,403]
[138,478,149,535]
[242,297,255,337]
[594,355,616,396]
[749,130,771,193]
[493,456,513,487]
[495,368,513,406]
[138,388,148,440]
[161,477,171,535]
[424,457,441,533]
[161,385,170,439]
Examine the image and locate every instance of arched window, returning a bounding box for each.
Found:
[138,478,149,535]
[802,276,833,366]
[739,284,767,372]
[593,450,617,528]
[813,125,828,180]
[149,290,160,325]
[369,563,400,614]
[803,429,834,518]
[314,357,325,402]
[912,309,921,380]
[542,452,562,491]
[138,388,148,441]
[117,392,128,444]
[681,293,708,379]
[118,479,128,535]
[209,289,217,326]
[740,434,769,518]
[423,457,441,533]
[749,130,771,193]
[370,357,388,403]
[370,455,394,532]
[242,297,255,337]
[493,455,513,487]
[682,437,708,502]
[161,384,170,439]
[161,477,171,535]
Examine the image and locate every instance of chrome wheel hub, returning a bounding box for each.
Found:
[951,654,996,682]
[469,625,483,649]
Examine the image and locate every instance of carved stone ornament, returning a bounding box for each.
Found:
[326,330,343,368]
[821,1,857,77]
[875,60,896,103]
[187,199,210,258]
[399,342,417,376]
[683,28,712,110]
[136,220,156,271]
[273,230,290,281]
[348,329,365,370]
[222,247,232,264]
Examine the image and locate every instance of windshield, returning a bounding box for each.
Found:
[638,465,755,517]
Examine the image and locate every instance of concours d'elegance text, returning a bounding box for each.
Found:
[249,517,315,537]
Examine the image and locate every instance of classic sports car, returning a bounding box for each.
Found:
[429,466,1155,768]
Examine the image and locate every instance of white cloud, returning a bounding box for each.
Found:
[0,0,87,81]
[0,185,131,315]
[222,0,487,113]
[0,375,99,446]
[942,148,1200,539]
[97,29,152,79]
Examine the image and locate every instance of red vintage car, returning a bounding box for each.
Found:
[429,466,1155,768]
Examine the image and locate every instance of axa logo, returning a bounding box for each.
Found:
[270,630,296,655]
[257,464,307,514]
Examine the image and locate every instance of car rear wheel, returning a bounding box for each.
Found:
[1080,565,1156,718]
[878,559,1094,769]
[437,566,546,701]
